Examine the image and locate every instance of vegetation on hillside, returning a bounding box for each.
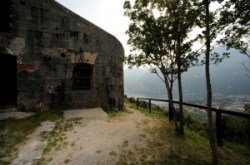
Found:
[123,97,250,164]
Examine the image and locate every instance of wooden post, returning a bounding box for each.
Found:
[137,98,139,109]
[216,111,222,147]
[149,99,151,113]
[169,103,174,121]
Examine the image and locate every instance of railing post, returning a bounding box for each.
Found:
[136,98,139,109]
[169,103,174,121]
[216,111,223,147]
[149,99,151,113]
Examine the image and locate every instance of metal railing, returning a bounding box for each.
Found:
[136,97,250,147]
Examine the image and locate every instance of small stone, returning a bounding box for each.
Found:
[180,155,189,160]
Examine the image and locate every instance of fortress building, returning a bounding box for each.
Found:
[0,0,124,110]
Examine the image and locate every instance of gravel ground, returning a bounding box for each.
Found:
[7,108,152,165]
[47,108,147,165]
[0,111,33,120]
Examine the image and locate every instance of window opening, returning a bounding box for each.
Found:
[83,33,89,44]
[20,0,26,5]
[73,64,92,90]
[61,53,66,57]
[70,31,78,38]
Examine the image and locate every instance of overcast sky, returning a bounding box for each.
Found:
[55,0,130,55]
[55,0,224,58]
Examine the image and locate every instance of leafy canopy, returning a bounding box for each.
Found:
[124,0,201,74]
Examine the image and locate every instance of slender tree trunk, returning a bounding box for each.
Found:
[165,76,174,121]
[169,77,179,132]
[205,0,218,164]
[177,71,184,135]
[177,34,184,136]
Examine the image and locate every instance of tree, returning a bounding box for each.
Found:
[217,0,250,77]
[124,0,249,164]
[203,0,218,164]
[218,0,250,77]
[200,0,250,164]
[153,0,200,135]
[218,0,250,55]
[124,0,200,135]
[124,0,177,122]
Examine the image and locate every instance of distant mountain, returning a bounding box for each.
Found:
[124,46,250,101]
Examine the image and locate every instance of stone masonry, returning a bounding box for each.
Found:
[0,0,124,110]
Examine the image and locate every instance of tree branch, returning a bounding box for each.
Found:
[241,61,250,78]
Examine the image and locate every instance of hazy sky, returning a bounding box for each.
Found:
[55,0,130,55]
[54,0,221,56]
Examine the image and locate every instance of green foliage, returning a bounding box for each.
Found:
[124,0,204,136]
[124,0,200,69]
[223,141,250,157]
[222,116,250,147]
[127,97,136,104]
[217,0,250,56]
[184,113,208,137]
[184,110,250,148]
[244,103,250,112]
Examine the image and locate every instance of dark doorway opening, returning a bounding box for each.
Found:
[0,54,17,108]
[0,1,11,32]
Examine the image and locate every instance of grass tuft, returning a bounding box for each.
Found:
[104,108,133,117]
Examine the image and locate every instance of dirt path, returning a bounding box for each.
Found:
[6,107,250,165]
[41,108,154,165]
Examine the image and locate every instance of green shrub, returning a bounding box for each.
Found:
[244,103,250,112]
[127,97,136,104]
[222,115,250,147]
[139,100,147,108]
[184,114,208,137]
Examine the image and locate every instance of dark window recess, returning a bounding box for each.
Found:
[0,1,11,32]
[36,31,43,37]
[20,0,26,5]
[61,53,66,57]
[70,31,78,38]
[83,33,89,43]
[73,64,92,90]
[55,34,60,39]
